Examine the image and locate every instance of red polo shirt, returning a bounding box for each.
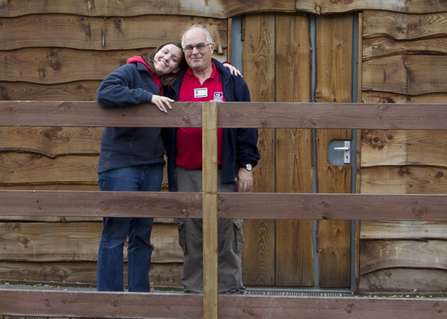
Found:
[176,63,225,169]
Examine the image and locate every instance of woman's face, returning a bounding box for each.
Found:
[153,44,183,76]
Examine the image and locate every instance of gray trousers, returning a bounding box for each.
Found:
[175,166,245,294]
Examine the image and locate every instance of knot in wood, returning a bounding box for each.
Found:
[413,207,427,217]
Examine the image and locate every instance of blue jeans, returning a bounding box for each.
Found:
[96,164,163,292]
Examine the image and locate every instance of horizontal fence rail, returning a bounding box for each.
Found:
[0,289,446,319]
[1,101,447,129]
[1,191,447,221]
[1,101,447,319]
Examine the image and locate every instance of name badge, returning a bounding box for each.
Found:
[194,88,208,98]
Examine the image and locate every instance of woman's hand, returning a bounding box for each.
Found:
[151,95,174,113]
[223,63,243,77]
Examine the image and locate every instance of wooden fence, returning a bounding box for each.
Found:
[0,101,447,318]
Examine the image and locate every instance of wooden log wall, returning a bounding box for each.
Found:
[0,3,230,289]
[360,10,447,292]
[2,0,447,296]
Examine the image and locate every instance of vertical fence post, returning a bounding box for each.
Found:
[202,102,219,318]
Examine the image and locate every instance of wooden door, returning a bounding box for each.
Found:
[242,12,354,289]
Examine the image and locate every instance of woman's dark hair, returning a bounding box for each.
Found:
[142,40,186,87]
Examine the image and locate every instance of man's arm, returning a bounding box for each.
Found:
[233,77,260,192]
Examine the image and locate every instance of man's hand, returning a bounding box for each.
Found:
[151,95,174,113]
[236,167,253,192]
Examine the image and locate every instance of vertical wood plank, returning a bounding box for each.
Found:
[227,18,232,63]
[241,13,276,286]
[202,102,218,319]
[275,13,314,287]
[354,12,363,293]
[315,14,354,288]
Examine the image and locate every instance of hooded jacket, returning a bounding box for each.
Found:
[96,57,165,174]
[163,59,260,191]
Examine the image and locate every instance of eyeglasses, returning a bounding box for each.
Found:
[183,42,212,53]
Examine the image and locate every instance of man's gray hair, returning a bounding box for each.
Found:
[182,23,214,47]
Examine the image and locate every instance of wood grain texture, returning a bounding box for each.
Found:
[361,130,447,168]
[2,191,447,221]
[0,290,446,319]
[361,91,447,104]
[0,48,152,83]
[362,55,447,95]
[201,102,219,318]
[363,36,447,60]
[0,153,97,184]
[241,13,276,286]
[275,13,314,287]
[0,215,101,222]
[218,193,447,221]
[0,190,203,219]
[0,289,447,319]
[1,0,447,19]
[3,101,447,130]
[360,221,447,240]
[0,48,228,84]
[0,101,203,128]
[360,240,447,274]
[315,14,353,104]
[296,0,447,15]
[0,127,102,157]
[355,14,363,292]
[0,81,100,101]
[0,216,171,223]
[360,8,447,296]
[275,220,314,286]
[219,294,447,319]
[241,219,276,285]
[217,102,447,130]
[0,0,296,19]
[363,10,447,40]
[315,13,353,289]
[0,261,182,288]
[0,222,182,263]
[275,128,314,287]
[360,268,447,293]
[0,15,228,51]
[361,166,447,194]
[0,184,99,191]
[0,289,204,319]
[316,129,352,288]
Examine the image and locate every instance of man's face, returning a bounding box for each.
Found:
[183,27,214,72]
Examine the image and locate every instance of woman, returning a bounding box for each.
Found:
[96,40,185,292]
[96,41,240,292]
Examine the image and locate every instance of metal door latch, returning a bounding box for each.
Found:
[334,141,351,164]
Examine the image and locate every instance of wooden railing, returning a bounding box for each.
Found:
[0,101,446,318]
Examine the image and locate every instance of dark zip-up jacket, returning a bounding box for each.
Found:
[163,59,260,191]
[96,61,165,174]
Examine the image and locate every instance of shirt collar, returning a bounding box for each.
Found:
[185,62,219,81]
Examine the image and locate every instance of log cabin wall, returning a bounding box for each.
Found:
[1,0,447,294]
[360,10,447,292]
[0,1,232,289]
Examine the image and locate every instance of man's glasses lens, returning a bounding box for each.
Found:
[184,43,211,52]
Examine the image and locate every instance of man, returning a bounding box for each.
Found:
[164,23,260,294]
